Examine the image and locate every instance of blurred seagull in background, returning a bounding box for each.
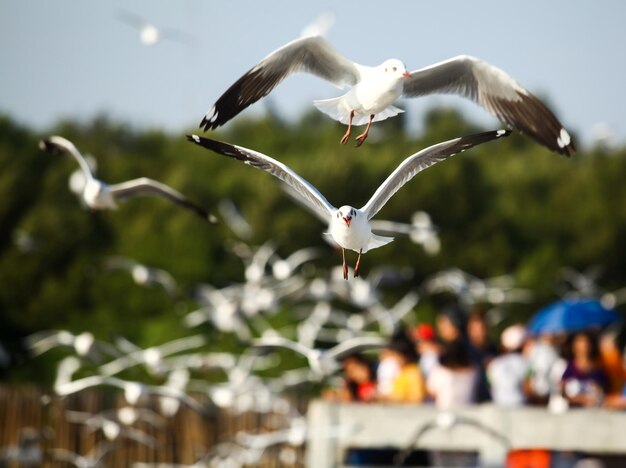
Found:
[103,256,179,297]
[251,335,387,378]
[40,136,216,222]
[188,130,510,279]
[115,10,196,46]
[25,330,120,362]
[371,211,440,255]
[199,36,574,154]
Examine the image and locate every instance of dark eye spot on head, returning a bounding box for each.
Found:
[393,67,397,72]
[384,68,388,73]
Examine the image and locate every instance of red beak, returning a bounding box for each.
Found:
[403,71,411,78]
[343,217,352,227]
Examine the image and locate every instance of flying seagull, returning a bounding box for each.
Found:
[199,35,574,155]
[251,335,387,377]
[40,136,215,222]
[187,130,510,279]
[115,10,196,46]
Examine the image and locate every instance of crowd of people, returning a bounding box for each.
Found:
[324,307,626,411]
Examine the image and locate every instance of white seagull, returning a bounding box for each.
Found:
[199,35,574,155]
[39,136,215,222]
[115,10,196,46]
[187,130,510,279]
[251,335,387,377]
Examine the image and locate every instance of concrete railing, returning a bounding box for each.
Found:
[306,400,626,467]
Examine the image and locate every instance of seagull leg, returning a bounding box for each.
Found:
[355,114,375,147]
[342,248,348,280]
[340,110,355,145]
[354,249,363,278]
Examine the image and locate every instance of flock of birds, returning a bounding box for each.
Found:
[8,9,590,468]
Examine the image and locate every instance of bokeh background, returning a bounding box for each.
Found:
[1,1,626,466]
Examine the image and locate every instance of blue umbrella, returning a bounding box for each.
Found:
[528,298,622,335]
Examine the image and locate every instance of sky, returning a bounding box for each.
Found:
[1,1,625,148]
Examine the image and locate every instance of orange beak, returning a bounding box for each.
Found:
[343,216,352,227]
[402,71,411,78]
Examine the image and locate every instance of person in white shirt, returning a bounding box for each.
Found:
[427,340,477,409]
[487,324,529,407]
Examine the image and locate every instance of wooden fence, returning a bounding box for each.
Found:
[0,385,306,467]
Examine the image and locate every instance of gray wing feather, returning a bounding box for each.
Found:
[187,135,335,222]
[108,178,211,220]
[39,136,95,180]
[361,130,511,220]
[200,36,362,130]
[403,55,574,156]
[326,336,387,360]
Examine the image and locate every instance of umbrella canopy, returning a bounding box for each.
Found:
[528,298,622,335]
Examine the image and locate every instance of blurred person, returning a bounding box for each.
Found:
[524,333,564,406]
[560,331,608,408]
[599,324,626,397]
[427,340,478,409]
[324,353,377,402]
[436,305,466,344]
[467,308,498,402]
[467,308,498,362]
[412,323,439,380]
[376,347,401,399]
[383,330,426,403]
[487,324,529,407]
[604,342,626,409]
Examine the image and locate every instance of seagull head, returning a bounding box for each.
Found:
[382,59,410,78]
[336,206,357,228]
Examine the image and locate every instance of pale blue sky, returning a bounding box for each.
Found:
[1,1,624,147]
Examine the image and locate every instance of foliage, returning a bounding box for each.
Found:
[1,109,625,384]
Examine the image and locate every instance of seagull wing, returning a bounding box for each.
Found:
[326,336,387,361]
[200,35,362,130]
[251,336,313,360]
[187,135,335,222]
[403,55,575,156]
[115,9,147,29]
[361,130,510,220]
[108,177,214,221]
[39,136,95,180]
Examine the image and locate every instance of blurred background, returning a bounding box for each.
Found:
[1,1,626,467]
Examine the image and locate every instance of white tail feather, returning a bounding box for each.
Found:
[364,234,394,253]
[313,97,404,126]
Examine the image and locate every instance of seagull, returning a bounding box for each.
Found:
[39,136,215,222]
[371,211,440,255]
[115,10,196,46]
[394,412,510,465]
[251,335,387,378]
[55,375,209,415]
[25,330,121,362]
[187,130,510,279]
[199,35,574,155]
[103,256,179,297]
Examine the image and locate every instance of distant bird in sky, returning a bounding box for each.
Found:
[187,130,510,279]
[251,335,387,377]
[199,35,574,155]
[115,10,196,46]
[39,136,216,222]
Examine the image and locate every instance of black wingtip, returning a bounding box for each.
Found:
[186,134,247,162]
[38,139,60,154]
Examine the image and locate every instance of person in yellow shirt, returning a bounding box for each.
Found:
[384,331,426,403]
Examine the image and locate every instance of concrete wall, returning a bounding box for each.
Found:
[306,400,626,467]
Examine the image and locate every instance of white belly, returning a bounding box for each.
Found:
[329,219,372,253]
